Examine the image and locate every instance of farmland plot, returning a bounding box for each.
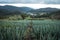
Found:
[0,20,60,40]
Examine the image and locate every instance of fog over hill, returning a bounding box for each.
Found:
[0,5,60,13]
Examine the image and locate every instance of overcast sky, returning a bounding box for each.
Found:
[0,0,60,4]
[0,4,60,9]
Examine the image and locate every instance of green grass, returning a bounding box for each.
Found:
[0,20,60,40]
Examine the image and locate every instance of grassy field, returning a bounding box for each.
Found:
[0,20,60,40]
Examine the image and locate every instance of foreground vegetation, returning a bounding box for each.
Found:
[0,20,60,40]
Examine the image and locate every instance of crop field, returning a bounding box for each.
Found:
[0,20,60,40]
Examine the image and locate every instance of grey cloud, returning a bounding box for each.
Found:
[0,0,60,4]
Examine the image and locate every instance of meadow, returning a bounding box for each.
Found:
[0,20,60,40]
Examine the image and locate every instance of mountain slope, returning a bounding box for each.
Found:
[30,7,60,13]
[0,5,60,15]
[0,5,34,12]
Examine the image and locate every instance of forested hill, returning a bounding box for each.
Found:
[0,5,60,20]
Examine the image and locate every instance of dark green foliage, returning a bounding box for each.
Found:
[0,20,60,40]
[21,14,28,20]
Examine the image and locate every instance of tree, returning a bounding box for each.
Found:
[21,14,28,20]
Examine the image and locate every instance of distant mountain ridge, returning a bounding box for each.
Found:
[0,5,34,12]
[30,7,60,13]
[0,5,60,15]
[0,5,60,12]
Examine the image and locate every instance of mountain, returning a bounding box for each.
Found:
[37,7,59,12]
[0,5,34,16]
[30,7,60,13]
[0,5,60,19]
[0,5,33,12]
[0,5,59,13]
[0,5,60,16]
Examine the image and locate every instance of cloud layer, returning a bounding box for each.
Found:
[0,4,60,9]
[0,0,60,4]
